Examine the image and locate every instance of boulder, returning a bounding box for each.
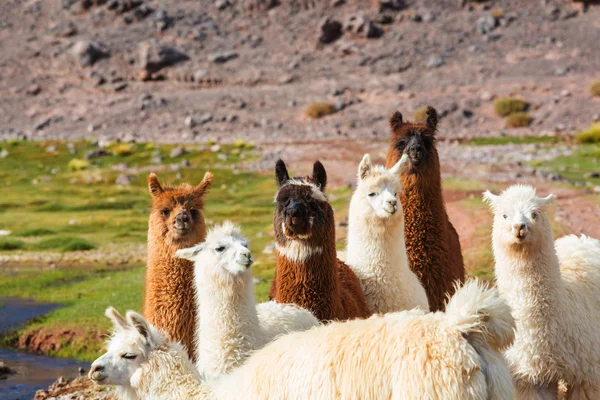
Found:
[136,40,189,77]
[71,40,109,67]
[318,17,343,44]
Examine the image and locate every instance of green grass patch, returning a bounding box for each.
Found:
[575,123,600,144]
[505,112,533,128]
[68,158,89,171]
[31,236,95,252]
[0,238,25,250]
[532,144,600,185]
[494,97,528,117]
[12,228,56,237]
[466,135,556,146]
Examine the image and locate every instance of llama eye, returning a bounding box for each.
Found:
[502,214,507,219]
[161,209,170,217]
[215,246,226,252]
[122,353,137,360]
[190,209,198,218]
[368,193,377,197]
[531,212,537,220]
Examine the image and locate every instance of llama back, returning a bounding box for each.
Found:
[555,234,600,289]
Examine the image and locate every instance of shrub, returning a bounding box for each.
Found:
[0,238,25,250]
[494,97,528,117]
[68,158,90,171]
[505,112,533,128]
[112,143,135,156]
[62,238,95,252]
[144,143,155,150]
[207,138,216,146]
[491,8,504,19]
[413,107,428,122]
[590,80,600,97]
[576,123,600,144]
[234,138,246,148]
[32,236,95,252]
[245,142,255,150]
[12,228,55,237]
[304,102,336,119]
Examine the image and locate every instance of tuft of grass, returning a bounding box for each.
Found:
[68,158,90,171]
[111,143,135,156]
[494,97,528,117]
[234,138,246,148]
[413,106,428,122]
[304,102,336,119]
[590,80,600,97]
[576,123,600,144]
[62,238,95,252]
[12,228,56,237]
[207,138,216,145]
[0,238,25,250]
[245,142,255,150]
[31,236,95,252]
[505,112,533,128]
[466,135,556,146]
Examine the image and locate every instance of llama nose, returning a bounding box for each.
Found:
[513,223,528,238]
[387,198,397,207]
[408,145,423,162]
[175,212,189,230]
[90,364,104,373]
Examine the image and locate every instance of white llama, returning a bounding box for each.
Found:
[346,153,429,313]
[92,279,514,400]
[175,221,319,379]
[484,184,600,399]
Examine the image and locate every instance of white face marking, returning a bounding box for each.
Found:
[274,180,327,203]
[364,181,399,219]
[276,242,323,263]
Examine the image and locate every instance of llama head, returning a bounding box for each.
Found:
[89,307,165,388]
[175,221,253,280]
[355,154,409,219]
[388,106,440,175]
[273,159,332,257]
[483,185,556,247]
[147,172,213,249]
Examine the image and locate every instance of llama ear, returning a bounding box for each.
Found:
[389,111,403,131]
[538,194,556,207]
[126,311,151,343]
[389,154,409,175]
[482,190,500,208]
[312,161,327,191]
[426,106,438,131]
[106,307,129,330]
[358,154,372,180]
[275,159,290,188]
[147,173,164,197]
[174,244,205,261]
[194,171,213,197]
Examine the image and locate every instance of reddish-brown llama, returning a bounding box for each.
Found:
[268,160,371,322]
[143,172,213,361]
[385,107,465,312]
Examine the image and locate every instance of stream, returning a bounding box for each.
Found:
[0,297,89,400]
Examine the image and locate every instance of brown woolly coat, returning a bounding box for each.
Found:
[269,195,370,322]
[142,172,212,361]
[385,109,465,311]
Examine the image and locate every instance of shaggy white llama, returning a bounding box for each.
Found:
[484,184,600,399]
[92,280,513,400]
[175,221,319,379]
[88,307,207,400]
[346,153,429,313]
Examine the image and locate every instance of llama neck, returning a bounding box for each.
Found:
[195,268,259,377]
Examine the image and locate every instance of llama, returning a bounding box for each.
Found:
[483,184,600,399]
[346,153,429,314]
[92,280,514,400]
[89,307,207,400]
[385,106,465,311]
[142,172,213,361]
[175,221,319,379]
[268,159,370,322]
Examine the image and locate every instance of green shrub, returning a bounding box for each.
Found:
[590,80,600,97]
[62,239,95,252]
[207,138,216,146]
[68,158,90,171]
[32,236,95,252]
[304,102,336,119]
[12,228,55,237]
[505,112,533,128]
[491,8,504,19]
[234,138,246,148]
[576,123,600,144]
[494,97,528,117]
[413,107,428,122]
[112,143,135,156]
[0,238,25,250]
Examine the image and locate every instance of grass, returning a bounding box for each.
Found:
[466,135,556,146]
[12,228,56,237]
[413,106,428,122]
[68,158,89,171]
[575,123,600,144]
[304,102,336,119]
[494,97,528,117]
[0,238,25,250]
[505,112,533,128]
[590,80,600,97]
[531,144,600,185]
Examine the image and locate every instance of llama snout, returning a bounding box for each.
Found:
[237,251,253,268]
[512,223,528,240]
[174,211,190,232]
[89,362,106,383]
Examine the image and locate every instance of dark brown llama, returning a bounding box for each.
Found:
[143,172,213,361]
[268,160,370,322]
[385,107,465,312]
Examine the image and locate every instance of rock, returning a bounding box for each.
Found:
[88,71,106,86]
[426,56,445,68]
[422,12,436,22]
[50,20,77,37]
[0,149,9,158]
[70,40,109,67]
[210,144,221,152]
[170,147,186,158]
[593,114,600,122]
[151,156,163,164]
[0,361,15,379]
[152,10,173,32]
[554,66,569,76]
[378,0,404,10]
[560,89,571,98]
[180,159,191,167]
[25,84,41,96]
[193,69,208,82]
[462,109,474,118]
[215,0,231,10]
[396,83,405,91]
[480,91,494,101]
[318,17,343,44]
[584,172,600,179]
[33,117,52,131]
[115,174,135,185]
[476,14,497,34]
[136,39,189,76]
[344,14,383,39]
[217,153,228,161]
[208,51,238,64]
[410,13,422,22]
[334,98,346,112]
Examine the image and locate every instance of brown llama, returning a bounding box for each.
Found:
[385,106,465,312]
[143,171,213,361]
[268,160,370,322]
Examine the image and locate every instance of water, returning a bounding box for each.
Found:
[0,298,90,400]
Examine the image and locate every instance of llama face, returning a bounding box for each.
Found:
[356,154,408,219]
[273,160,329,243]
[175,222,253,278]
[483,185,556,246]
[389,107,439,171]
[90,308,162,387]
[147,172,212,248]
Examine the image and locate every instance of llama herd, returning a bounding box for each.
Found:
[88,107,600,400]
